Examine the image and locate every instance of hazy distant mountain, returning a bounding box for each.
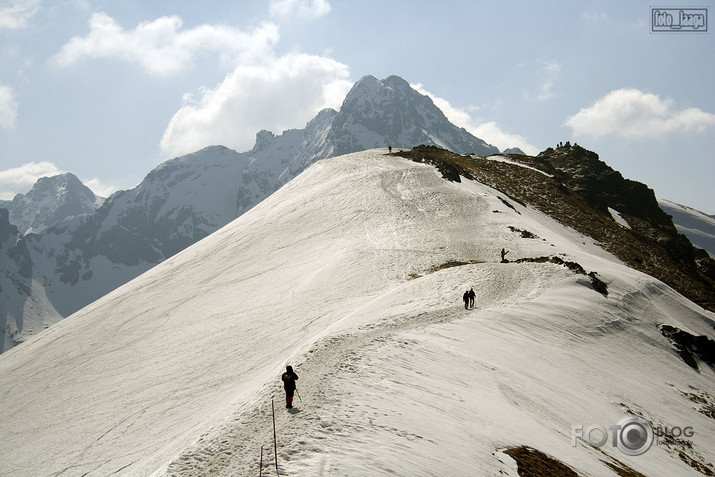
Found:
[0,172,101,235]
[659,199,715,258]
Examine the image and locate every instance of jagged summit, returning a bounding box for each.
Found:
[341,74,414,109]
[328,75,498,156]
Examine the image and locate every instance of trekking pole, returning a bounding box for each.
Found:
[272,399,280,476]
[295,385,302,403]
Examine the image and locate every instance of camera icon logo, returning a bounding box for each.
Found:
[615,416,654,456]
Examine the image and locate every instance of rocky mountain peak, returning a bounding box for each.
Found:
[537,144,672,227]
[32,172,85,194]
[253,130,277,152]
[330,75,498,156]
[0,172,99,234]
[341,74,434,114]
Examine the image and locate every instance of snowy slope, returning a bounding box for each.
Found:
[659,198,715,258]
[0,150,713,477]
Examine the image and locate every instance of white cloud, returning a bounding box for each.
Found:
[0,162,62,199]
[0,84,18,129]
[52,12,280,75]
[57,11,350,157]
[0,0,40,30]
[411,83,539,155]
[471,122,539,155]
[270,0,331,21]
[535,60,561,102]
[160,53,351,157]
[84,177,118,198]
[582,8,607,23]
[565,88,715,138]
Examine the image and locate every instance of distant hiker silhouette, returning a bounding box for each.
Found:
[463,290,469,309]
[501,248,509,263]
[282,365,299,408]
[388,145,392,154]
[468,288,475,308]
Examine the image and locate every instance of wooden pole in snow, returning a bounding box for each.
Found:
[272,399,280,476]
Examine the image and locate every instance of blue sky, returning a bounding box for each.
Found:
[0,0,713,213]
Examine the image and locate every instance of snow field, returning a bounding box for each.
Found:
[1,150,713,476]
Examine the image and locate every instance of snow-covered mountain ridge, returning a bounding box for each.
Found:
[0,150,712,476]
[0,75,501,353]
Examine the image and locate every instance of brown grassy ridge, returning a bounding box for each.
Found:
[394,145,715,313]
[503,446,580,476]
[503,445,651,477]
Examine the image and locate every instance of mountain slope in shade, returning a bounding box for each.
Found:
[0,150,712,476]
[0,210,62,352]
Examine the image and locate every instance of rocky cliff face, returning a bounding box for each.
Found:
[535,144,714,286]
[536,144,672,226]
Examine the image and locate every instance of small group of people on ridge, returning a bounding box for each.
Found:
[462,250,510,309]
[462,288,476,309]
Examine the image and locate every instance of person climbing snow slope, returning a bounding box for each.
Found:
[282,365,299,409]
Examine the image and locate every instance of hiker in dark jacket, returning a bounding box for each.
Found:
[282,365,299,408]
[468,288,475,308]
[463,290,469,309]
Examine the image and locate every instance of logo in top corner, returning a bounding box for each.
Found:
[651,7,708,32]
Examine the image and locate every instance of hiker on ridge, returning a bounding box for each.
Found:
[463,290,470,310]
[468,288,475,308]
[282,365,299,409]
